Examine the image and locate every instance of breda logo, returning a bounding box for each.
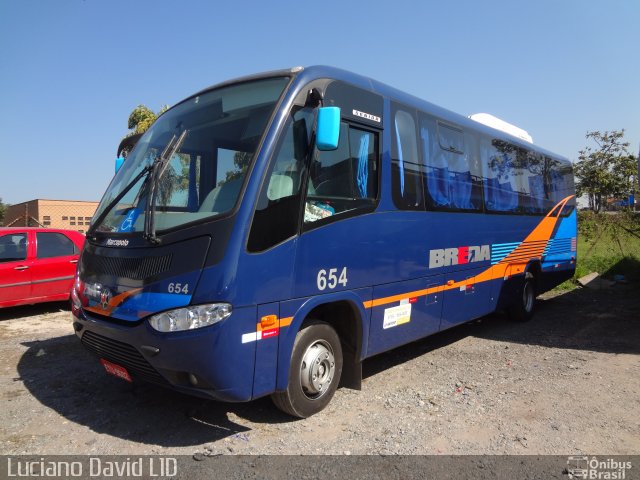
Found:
[429,245,491,268]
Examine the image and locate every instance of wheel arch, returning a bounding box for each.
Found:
[276,291,368,392]
[495,259,541,313]
[525,259,542,289]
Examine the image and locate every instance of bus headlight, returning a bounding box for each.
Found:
[148,303,232,332]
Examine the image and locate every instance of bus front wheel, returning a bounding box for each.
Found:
[507,272,536,322]
[272,321,343,418]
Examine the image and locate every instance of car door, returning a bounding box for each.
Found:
[30,231,79,300]
[0,231,32,306]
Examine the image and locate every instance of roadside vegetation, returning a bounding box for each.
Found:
[0,197,7,226]
[555,128,639,291]
[556,210,640,290]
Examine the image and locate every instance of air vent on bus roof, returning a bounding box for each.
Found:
[469,113,533,144]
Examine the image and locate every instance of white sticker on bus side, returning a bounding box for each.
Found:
[242,332,258,343]
[383,304,412,329]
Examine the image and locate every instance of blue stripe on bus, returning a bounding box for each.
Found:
[111,292,192,321]
[490,242,520,264]
[544,238,572,255]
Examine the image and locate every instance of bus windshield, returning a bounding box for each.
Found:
[91,76,289,234]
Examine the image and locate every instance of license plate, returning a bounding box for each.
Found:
[100,359,133,383]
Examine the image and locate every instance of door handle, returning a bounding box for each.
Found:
[14,265,29,271]
[70,259,78,264]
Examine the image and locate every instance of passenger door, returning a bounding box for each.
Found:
[30,231,79,299]
[293,123,380,299]
[244,107,315,305]
[0,231,31,306]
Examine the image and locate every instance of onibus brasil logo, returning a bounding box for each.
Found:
[567,456,632,479]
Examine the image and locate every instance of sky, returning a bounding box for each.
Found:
[1,0,638,205]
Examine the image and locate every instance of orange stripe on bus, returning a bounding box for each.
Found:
[256,316,294,332]
[84,288,143,316]
[361,196,573,310]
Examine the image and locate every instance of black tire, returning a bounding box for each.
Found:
[271,321,343,418]
[507,272,536,322]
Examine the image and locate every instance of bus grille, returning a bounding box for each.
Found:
[82,252,172,280]
[81,331,167,385]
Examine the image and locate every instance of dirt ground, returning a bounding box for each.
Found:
[0,284,638,456]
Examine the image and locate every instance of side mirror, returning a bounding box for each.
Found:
[316,107,340,151]
[115,157,125,173]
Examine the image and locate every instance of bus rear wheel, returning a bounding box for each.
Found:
[507,272,536,322]
[272,321,343,418]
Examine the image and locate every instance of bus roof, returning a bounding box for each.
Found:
[181,65,569,163]
[468,113,534,144]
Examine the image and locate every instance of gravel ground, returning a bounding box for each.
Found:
[0,284,638,456]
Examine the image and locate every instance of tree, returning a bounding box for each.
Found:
[120,103,194,206]
[119,104,169,157]
[221,151,252,185]
[0,197,7,226]
[574,130,637,212]
[126,104,168,135]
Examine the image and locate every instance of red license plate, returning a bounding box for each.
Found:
[100,359,133,383]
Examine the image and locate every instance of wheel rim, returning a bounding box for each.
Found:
[300,339,335,399]
[523,281,534,313]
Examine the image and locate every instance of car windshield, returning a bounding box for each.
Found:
[92,77,289,234]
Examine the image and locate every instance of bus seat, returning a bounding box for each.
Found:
[267,174,294,200]
[199,178,242,213]
[450,171,473,209]
[427,165,450,206]
[491,180,518,211]
[483,177,498,210]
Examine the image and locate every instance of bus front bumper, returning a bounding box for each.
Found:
[72,305,258,403]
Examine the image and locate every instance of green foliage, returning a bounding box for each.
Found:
[220,151,252,185]
[0,197,7,226]
[577,210,639,245]
[574,130,637,212]
[556,211,640,290]
[121,102,196,205]
[122,104,170,154]
[127,105,155,132]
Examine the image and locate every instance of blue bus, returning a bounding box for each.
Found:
[72,66,576,417]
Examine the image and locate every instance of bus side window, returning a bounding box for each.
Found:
[522,152,546,214]
[420,116,449,207]
[510,148,552,215]
[304,124,378,225]
[421,118,482,212]
[391,107,424,210]
[482,139,519,213]
[550,163,576,216]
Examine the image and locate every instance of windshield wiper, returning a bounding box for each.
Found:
[143,129,189,244]
[87,163,154,238]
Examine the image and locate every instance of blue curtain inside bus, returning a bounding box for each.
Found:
[356,133,369,197]
[395,117,405,197]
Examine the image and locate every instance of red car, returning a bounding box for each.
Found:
[0,227,85,308]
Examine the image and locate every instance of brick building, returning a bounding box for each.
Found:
[4,199,99,233]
